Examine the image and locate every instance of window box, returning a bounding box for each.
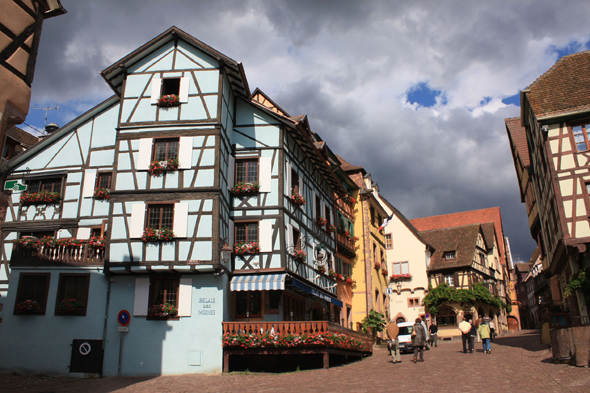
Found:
[15,300,42,314]
[16,237,38,249]
[141,227,175,243]
[343,194,356,205]
[291,247,307,261]
[327,225,337,233]
[328,268,336,277]
[230,182,260,196]
[148,158,179,176]
[157,94,180,107]
[56,298,84,314]
[88,236,106,251]
[19,191,61,206]
[390,273,412,282]
[291,193,306,206]
[345,276,355,286]
[315,265,326,275]
[374,262,381,270]
[316,216,328,226]
[14,273,49,315]
[235,241,260,255]
[381,269,388,276]
[93,187,110,200]
[148,303,178,318]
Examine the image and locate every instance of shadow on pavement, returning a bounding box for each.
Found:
[492,330,549,352]
[0,374,155,393]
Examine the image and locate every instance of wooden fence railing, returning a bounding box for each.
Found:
[11,244,105,266]
[222,321,373,353]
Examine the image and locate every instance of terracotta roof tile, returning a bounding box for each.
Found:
[505,117,530,167]
[335,154,364,172]
[419,224,481,271]
[526,50,590,118]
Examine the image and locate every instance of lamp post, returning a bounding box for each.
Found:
[220,243,232,265]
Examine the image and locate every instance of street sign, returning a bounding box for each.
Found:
[4,180,26,192]
[117,326,129,332]
[385,287,394,295]
[118,310,130,327]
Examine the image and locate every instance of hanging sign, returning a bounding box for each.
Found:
[4,180,26,192]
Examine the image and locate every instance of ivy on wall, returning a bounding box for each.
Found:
[423,283,510,316]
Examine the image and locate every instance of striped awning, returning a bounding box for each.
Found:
[230,273,287,291]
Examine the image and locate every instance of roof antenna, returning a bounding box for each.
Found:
[32,106,59,132]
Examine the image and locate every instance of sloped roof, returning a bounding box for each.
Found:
[378,195,434,252]
[515,263,530,273]
[480,222,495,251]
[335,154,364,172]
[410,207,506,265]
[419,224,481,271]
[251,88,291,117]
[525,50,590,118]
[505,117,530,167]
[6,126,38,147]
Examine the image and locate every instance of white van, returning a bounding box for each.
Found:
[397,321,415,353]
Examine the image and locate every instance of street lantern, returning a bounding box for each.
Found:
[220,243,232,264]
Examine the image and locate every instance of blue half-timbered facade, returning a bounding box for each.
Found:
[0,27,351,376]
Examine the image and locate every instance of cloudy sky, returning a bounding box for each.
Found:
[25,0,590,263]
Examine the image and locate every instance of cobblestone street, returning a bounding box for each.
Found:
[0,330,588,393]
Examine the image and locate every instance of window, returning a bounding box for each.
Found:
[26,177,63,194]
[380,250,385,265]
[315,195,321,220]
[235,222,258,244]
[337,257,351,276]
[479,252,487,267]
[147,204,174,230]
[324,205,331,227]
[407,297,421,307]
[436,306,457,326]
[444,251,456,259]
[572,123,590,152]
[444,275,454,286]
[236,159,258,183]
[283,292,305,321]
[96,172,112,189]
[234,291,262,319]
[291,168,299,194]
[265,291,282,314]
[292,226,301,248]
[149,277,179,318]
[161,78,180,96]
[370,206,376,226]
[153,138,179,161]
[373,243,378,263]
[19,230,54,239]
[385,234,393,249]
[55,274,90,316]
[392,261,409,275]
[91,220,108,238]
[14,273,50,315]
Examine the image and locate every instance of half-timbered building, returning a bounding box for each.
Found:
[0,27,370,377]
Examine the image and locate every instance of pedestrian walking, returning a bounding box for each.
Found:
[385,320,401,364]
[489,319,495,342]
[412,317,427,363]
[420,315,430,350]
[478,318,491,354]
[459,317,471,353]
[468,320,476,353]
[428,321,438,347]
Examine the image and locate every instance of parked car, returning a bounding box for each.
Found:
[396,321,430,353]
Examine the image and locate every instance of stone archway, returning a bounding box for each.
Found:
[507,315,519,331]
[393,312,407,324]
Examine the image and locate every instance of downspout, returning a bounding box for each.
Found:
[101,270,112,377]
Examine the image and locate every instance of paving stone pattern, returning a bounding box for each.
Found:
[0,330,588,393]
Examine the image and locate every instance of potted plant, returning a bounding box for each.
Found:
[327,225,337,233]
[93,187,110,200]
[291,247,307,261]
[390,273,413,282]
[15,299,41,314]
[148,158,180,176]
[16,237,38,249]
[148,303,178,318]
[345,276,355,285]
[316,216,328,226]
[343,194,356,205]
[57,298,84,314]
[20,190,61,206]
[230,182,260,196]
[291,193,306,206]
[374,261,381,270]
[88,236,106,250]
[316,265,326,274]
[159,227,175,242]
[381,268,388,276]
[157,94,180,107]
[141,228,160,243]
[234,241,260,255]
[328,268,336,277]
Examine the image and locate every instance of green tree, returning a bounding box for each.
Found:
[360,309,387,342]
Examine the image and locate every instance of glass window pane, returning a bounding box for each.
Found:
[573,125,583,134]
[578,142,587,151]
[161,206,173,228]
[401,262,409,274]
[236,225,246,243]
[393,263,401,275]
[247,161,257,182]
[247,223,258,242]
[167,141,179,160]
[250,291,262,315]
[236,161,246,183]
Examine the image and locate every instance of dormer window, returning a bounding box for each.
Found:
[444,251,456,260]
[161,78,180,96]
[150,75,189,106]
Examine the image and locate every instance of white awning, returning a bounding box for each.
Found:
[230,273,287,291]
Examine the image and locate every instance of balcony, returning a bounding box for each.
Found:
[222,321,372,372]
[336,233,356,257]
[286,254,337,295]
[11,243,105,267]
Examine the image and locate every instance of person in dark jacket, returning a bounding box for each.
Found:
[386,320,401,363]
[412,317,427,363]
[428,321,438,348]
[468,320,476,353]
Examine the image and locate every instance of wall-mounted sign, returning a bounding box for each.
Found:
[118,310,130,327]
[4,180,26,192]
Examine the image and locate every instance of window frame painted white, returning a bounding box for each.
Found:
[133,277,150,316]
[178,278,192,317]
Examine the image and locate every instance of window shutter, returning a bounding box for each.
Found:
[133,277,150,316]
[130,203,146,238]
[173,202,189,238]
[285,162,291,195]
[287,223,292,247]
[259,157,272,192]
[229,219,234,247]
[260,220,273,252]
[179,76,190,103]
[453,273,459,287]
[150,76,162,104]
[321,201,325,219]
[312,192,317,218]
[137,138,153,170]
[77,228,91,240]
[178,137,193,169]
[228,155,235,189]
[82,169,97,198]
[178,278,192,317]
[298,175,303,197]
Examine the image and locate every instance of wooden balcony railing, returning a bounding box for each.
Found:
[222,321,373,353]
[11,244,105,266]
[336,233,356,257]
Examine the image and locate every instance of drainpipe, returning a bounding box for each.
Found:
[101,270,112,377]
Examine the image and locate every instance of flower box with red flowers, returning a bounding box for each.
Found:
[327,225,337,233]
[374,262,381,270]
[291,192,306,206]
[343,194,356,205]
[15,299,41,314]
[328,268,336,277]
[93,187,110,200]
[235,241,260,255]
[390,273,413,282]
[157,94,180,107]
[55,238,84,249]
[37,236,57,249]
[222,331,364,351]
[20,191,61,206]
[88,236,106,250]
[148,303,178,318]
[315,265,326,274]
[57,298,84,314]
[291,247,307,261]
[345,276,355,285]
[336,273,344,281]
[230,182,260,196]
[316,216,328,226]
[148,158,179,176]
[141,227,175,243]
[381,269,388,276]
[16,237,38,249]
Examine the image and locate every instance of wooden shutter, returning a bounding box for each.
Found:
[228,155,235,189]
[285,162,292,195]
[77,228,91,240]
[259,157,272,192]
[312,192,317,218]
[179,76,190,103]
[298,175,303,196]
[137,138,153,170]
[82,169,97,198]
[260,220,273,252]
[130,203,146,238]
[150,76,162,104]
[173,202,189,238]
[133,277,150,316]
[229,219,234,247]
[286,223,292,247]
[178,137,193,169]
[178,278,192,317]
